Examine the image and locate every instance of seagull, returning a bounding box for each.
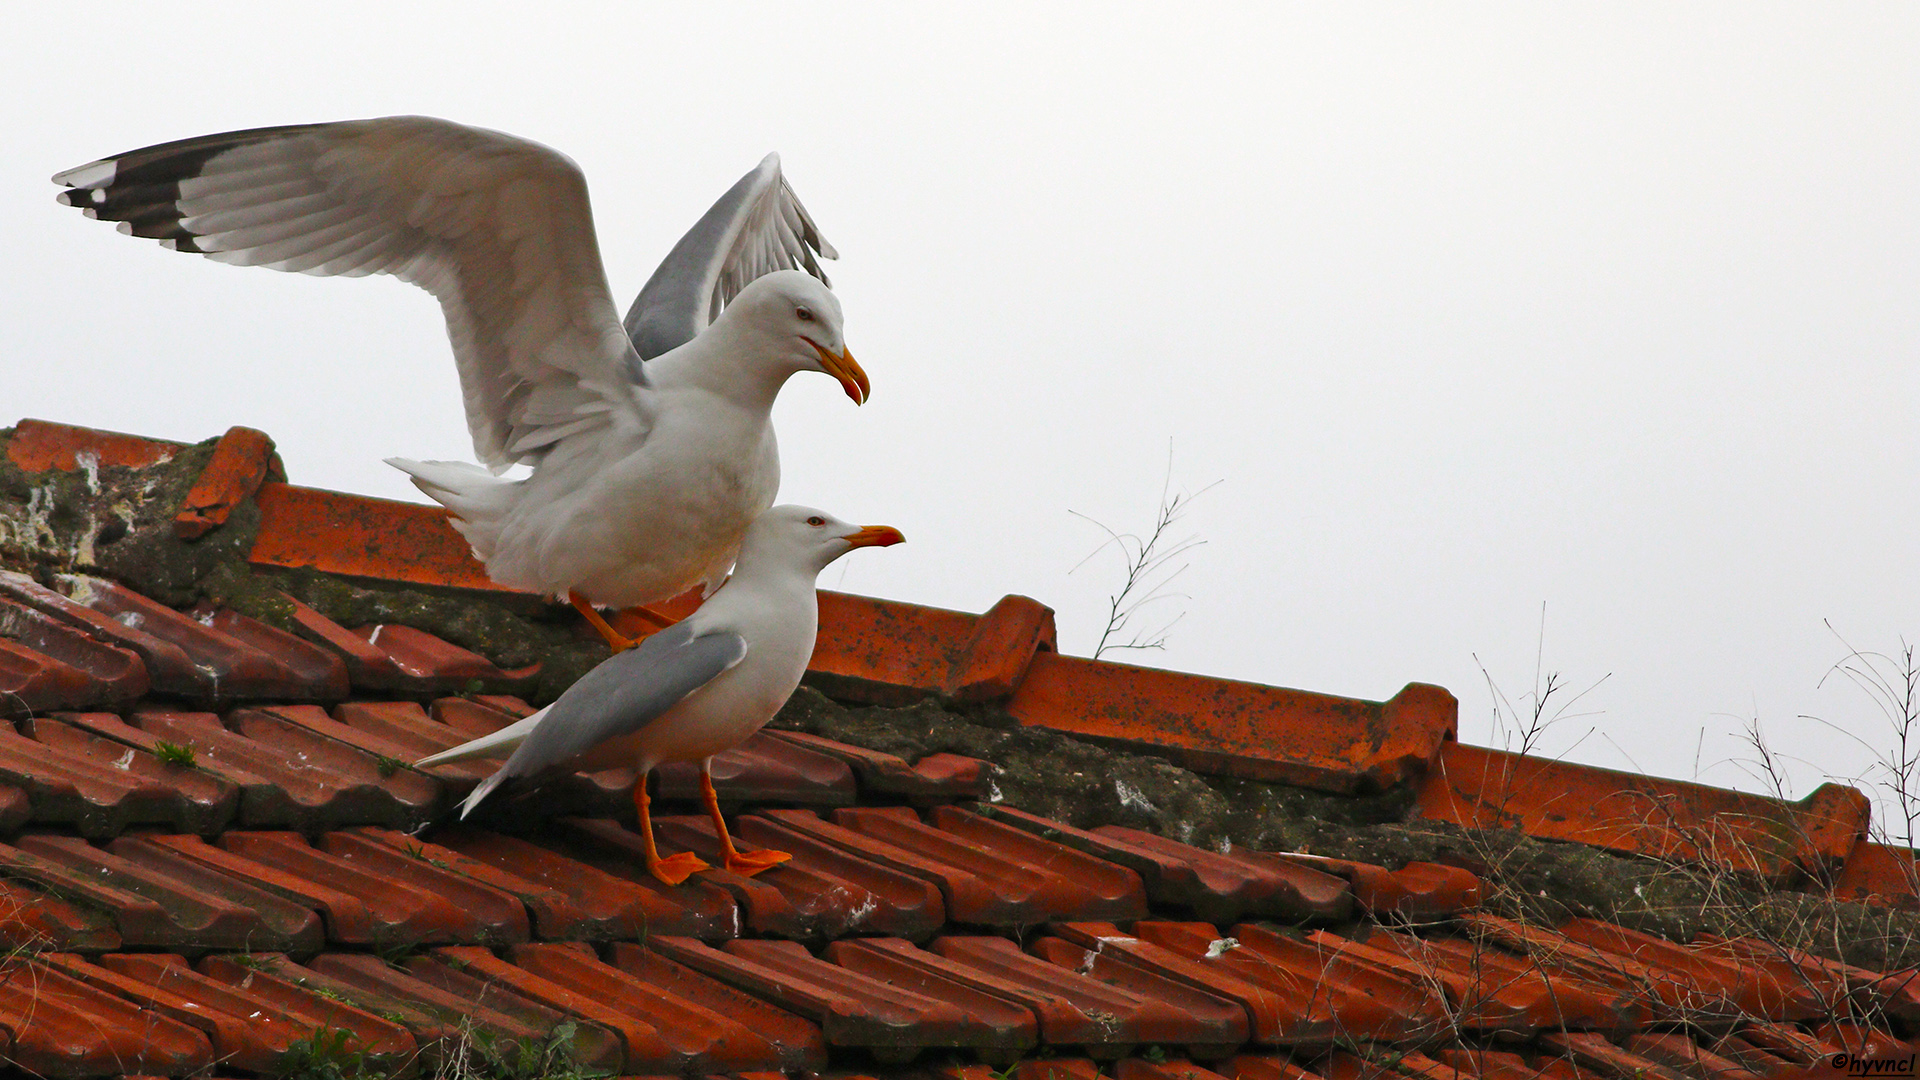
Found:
[416,505,903,884]
[52,117,868,650]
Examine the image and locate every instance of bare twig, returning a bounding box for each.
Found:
[1070,445,1220,659]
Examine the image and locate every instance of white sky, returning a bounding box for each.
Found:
[5,6,1917,832]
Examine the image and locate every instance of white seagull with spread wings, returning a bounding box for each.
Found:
[53,117,868,650]
[417,505,904,884]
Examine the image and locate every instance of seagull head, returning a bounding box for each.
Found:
[728,270,869,405]
[739,504,904,577]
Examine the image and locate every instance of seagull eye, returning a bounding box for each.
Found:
[806,515,825,527]
[796,306,815,322]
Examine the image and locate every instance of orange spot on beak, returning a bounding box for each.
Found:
[810,341,870,404]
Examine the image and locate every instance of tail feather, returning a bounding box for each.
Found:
[385,456,516,559]
[414,708,545,768]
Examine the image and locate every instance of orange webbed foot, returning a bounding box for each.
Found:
[647,851,711,886]
[723,848,793,877]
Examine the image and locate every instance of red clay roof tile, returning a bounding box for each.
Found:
[63,575,343,703]
[657,934,1019,1059]
[1131,921,1451,1046]
[761,728,989,803]
[972,813,1355,923]
[605,941,829,1071]
[512,941,823,1073]
[249,480,515,593]
[310,950,595,1058]
[225,706,441,826]
[361,825,678,942]
[1416,740,1870,884]
[542,817,744,938]
[1332,927,1622,1034]
[1007,652,1456,793]
[0,722,190,836]
[6,418,182,472]
[400,948,629,1071]
[732,811,949,938]
[198,952,417,1061]
[0,876,120,951]
[1832,841,1920,909]
[172,426,280,540]
[0,595,149,711]
[22,833,322,953]
[28,714,238,833]
[0,953,214,1077]
[830,804,1149,925]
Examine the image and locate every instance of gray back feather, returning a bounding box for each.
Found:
[460,623,747,814]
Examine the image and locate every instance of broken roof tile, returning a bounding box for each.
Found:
[172,425,280,539]
[1415,740,1869,883]
[1007,651,1456,793]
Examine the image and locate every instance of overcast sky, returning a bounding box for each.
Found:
[6,6,1917,833]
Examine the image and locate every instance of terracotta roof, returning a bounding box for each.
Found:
[0,416,1915,1079]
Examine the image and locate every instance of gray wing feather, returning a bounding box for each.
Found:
[54,116,652,470]
[459,623,747,816]
[623,153,837,360]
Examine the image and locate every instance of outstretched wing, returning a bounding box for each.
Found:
[53,116,650,469]
[457,622,749,816]
[623,152,837,360]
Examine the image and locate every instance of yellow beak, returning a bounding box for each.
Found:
[844,525,905,549]
[810,341,870,405]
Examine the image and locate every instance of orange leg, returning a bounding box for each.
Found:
[633,771,708,885]
[700,761,791,876]
[570,591,637,652]
[623,604,679,630]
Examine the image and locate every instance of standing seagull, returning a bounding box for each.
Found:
[52,117,867,649]
[416,505,904,884]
